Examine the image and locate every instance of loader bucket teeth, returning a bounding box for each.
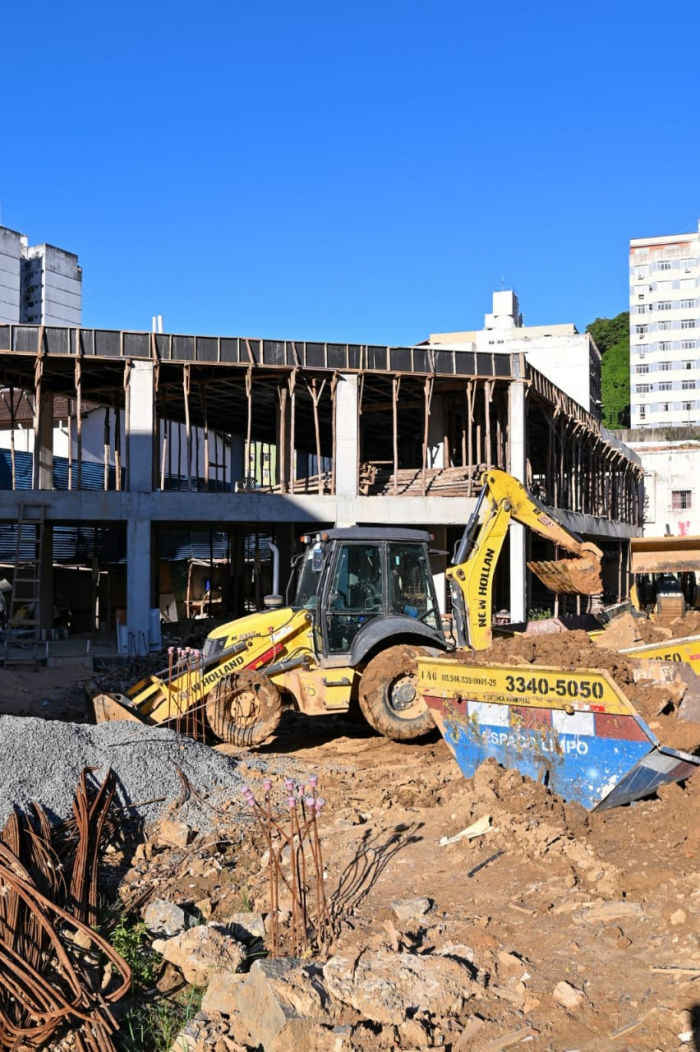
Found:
[527,555,603,595]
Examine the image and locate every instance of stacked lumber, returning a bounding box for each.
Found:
[365,464,483,497]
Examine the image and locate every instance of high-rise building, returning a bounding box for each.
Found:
[629,221,700,429]
[0,225,82,326]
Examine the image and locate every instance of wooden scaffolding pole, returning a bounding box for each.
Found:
[183,364,192,491]
[392,375,401,494]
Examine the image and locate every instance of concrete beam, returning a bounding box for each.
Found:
[0,488,643,538]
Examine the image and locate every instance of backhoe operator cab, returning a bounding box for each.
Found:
[291,527,445,662]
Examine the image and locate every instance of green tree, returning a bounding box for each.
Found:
[586,312,629,355]
[585,312,630,429]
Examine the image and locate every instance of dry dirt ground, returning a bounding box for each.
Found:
[1,634,700,1051]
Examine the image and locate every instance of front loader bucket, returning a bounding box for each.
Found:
[527,554,603,595]
[91,692,146,724]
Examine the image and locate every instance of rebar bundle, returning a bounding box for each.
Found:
[0,770,132,1051]
[241,775,331,957]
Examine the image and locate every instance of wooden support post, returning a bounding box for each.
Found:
[466,381,474,494]
[122,361,130,493]
[484,380,493,469]
[331,372,338,496]
[421,376,434,496]
[183,364,192,491]
[392,375,401,494]
[277,382,288,493]
[9,386,16,490]
[289,368,298,491]
[75,358,83,491]
[103,408,110,490]
[201,385,209,491]
[245,367,253,486]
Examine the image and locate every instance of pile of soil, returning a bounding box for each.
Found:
[598,608,700,650]
[458,630,700,753]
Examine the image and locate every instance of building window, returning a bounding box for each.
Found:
[659,382,672,391]
[636,384,651,393]
[681,318,696,329]
[657,301,673,311]
[658,261,672,271]
[636,325,648,335]
[660,402,670,412]
[639,405,647,419]
[672,489,693,510]
[683,380,696,390]
[658,320,673,331]
[636,304,646,314]
[681,299,696,309]
[683,401,694,412]
[680,258,696,270]
[635,265,649,278]
[658,342,671,352]
[684,361,694,369]
[681,340,696,350]
[635,364,649,374]
[660,361,673,371]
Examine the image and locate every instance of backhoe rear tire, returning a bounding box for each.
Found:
[359,644,436,741]
[206,670,282,747]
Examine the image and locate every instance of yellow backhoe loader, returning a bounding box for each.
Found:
[92,470,602,746]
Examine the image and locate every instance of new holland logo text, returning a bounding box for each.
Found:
[477,547,495,628]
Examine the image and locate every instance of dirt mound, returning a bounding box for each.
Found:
[458,629,638,683]
[457,630,700,753]
[597,612,668,649]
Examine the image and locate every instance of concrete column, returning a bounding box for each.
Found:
[427,394,446,469]
[230,434,245,489]
[335,373,359,501]
[508,381,527,623]
[35,392,54,490]
[273,523,296,601]
[127,361,155,493]
[39,523,53,633]
[126,519,153,656]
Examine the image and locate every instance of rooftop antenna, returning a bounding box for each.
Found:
[500,275,506,290]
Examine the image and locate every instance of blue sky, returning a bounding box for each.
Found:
[3,1,700,344]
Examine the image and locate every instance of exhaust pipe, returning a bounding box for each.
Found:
[264,542,284,609]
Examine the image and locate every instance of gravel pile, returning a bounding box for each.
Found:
[0,716,276,830]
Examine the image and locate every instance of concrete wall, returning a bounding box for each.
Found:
[627,440,700,535]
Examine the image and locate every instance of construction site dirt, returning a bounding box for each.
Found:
[1,626,699,1052]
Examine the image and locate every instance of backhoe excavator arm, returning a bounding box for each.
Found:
[446,470,603,650]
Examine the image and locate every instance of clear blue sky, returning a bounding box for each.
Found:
[4,1,700,345]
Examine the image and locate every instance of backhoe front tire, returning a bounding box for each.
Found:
[359,644,436,741]
[206,670,282,747]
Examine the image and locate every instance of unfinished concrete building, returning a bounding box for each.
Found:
[0,324,644,653]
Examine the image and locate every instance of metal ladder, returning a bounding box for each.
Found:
[3,502,46,664]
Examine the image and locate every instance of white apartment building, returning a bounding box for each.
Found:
[629,221,700,429]
[429,290,602,417]
[0,225,82,326]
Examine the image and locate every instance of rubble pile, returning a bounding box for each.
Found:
[0,715,287,829]
[458,629,700,753]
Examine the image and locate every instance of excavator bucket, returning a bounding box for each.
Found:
[527,554,603,595]
[91,692,146,724]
